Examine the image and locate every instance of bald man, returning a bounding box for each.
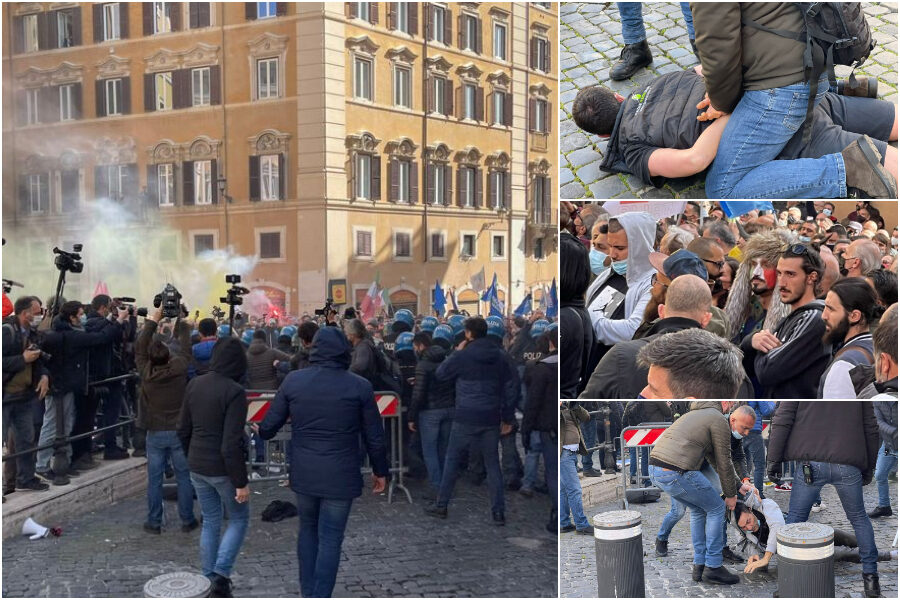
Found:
[819,248,842,297]
[580,274,713,399]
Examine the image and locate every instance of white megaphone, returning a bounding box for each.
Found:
[21,517,49,540]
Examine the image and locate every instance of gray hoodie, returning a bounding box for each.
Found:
[585,211,657,344]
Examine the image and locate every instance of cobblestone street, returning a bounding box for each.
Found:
[559,2,899,199]
[2,476,556,598]
[561,477,898,598]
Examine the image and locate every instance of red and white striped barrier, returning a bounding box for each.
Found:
[245,392,400,422]
[622,427,668,447]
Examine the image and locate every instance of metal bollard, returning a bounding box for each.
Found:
[776,522,835,598]
[144,572,211,598]
[594,510,645,598]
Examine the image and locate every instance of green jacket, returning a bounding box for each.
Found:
[560,402,590,456]
[649,401,739,498]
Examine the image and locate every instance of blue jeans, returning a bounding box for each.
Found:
[649,464,726,568]
[706,77,841,199]
[629,446,649,480]
[523,431,545,490]
[618,2,694,44]
[36,391,75,472]
[742,431,766,493]
[418,407,454,490]
[786,461,878,574]
[190,472,250,578]
[560,449,590,529]
[579,416,597,470]
[438,422,504,513]
[146,430,195,527]
[295,493,353,598]
[874,442,898,509]
[657,496,687,541]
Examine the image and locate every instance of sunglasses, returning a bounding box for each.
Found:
[702,258,725,270]
[650,273,669,289]
[786,243,811,256]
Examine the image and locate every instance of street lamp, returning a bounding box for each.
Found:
[217,174,229,247]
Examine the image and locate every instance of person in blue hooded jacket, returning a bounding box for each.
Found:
[424,316,518,525]
[255,327,388,598]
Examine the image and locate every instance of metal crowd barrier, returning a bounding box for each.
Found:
[243,390,412,504]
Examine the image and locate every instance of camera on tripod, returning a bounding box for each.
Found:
[153,284,183,319]
[220,274,249,307]
[211,306,225,320]
[53,244,84,273]
[315,298,335,317]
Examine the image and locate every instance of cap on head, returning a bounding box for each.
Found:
[650,249,708,281]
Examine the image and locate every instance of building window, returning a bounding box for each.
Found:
[158,163,174,206]
[105,78,123,115]
[392,159,413,203]
[194,233,214,256]
[461,14,479,52]
[194,160,212,205]
[356,229,373,257]
[257,2,277,19]
[356,154,371,199]
[532,37,550,73]
[104,165,128,201]
[192,67,210,106]
[25,89,40,125]
[190,2,211,28]
[431,162,445,205]
[534,98,548,133]
[490,171,506,209]
[463,84,476,120]
[257,58,278,99]
[492,234,505,259]
[431,5,446,44]
[394,231,411,258]
[393,65,411,108]
[395,2,409,33]
[533,175,550,224]
[59,85,75,121]
[259,231,281,259]
[493,23,507,60]
[461,234,476,258]
[430,232,445,259]
[461,167,475,207]
[432,77,447,115]
[260,154,280,201]
[533,2,552,8]
[355,2,371,22]
[354,56,373,101]
[57,10,75,48]
[153,2,173,33]
[534,237,544,260]
[103,3,121,41]
[492,91,505,125]
[155,72,173,111]
[23,14,39,52]
[28,174,50,214]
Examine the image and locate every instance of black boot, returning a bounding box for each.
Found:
[867,505,892,519]
[690,39,700,64]
[655,538,668,557]
[610,40,653,81]
[722,546,743,562]
[208,574,233,598]
[691,564,704,582]
[863,573,881,598]
[702,565,740,585]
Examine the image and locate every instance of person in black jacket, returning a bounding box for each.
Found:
[344,318,380,388]
[255,327,388,599]
[178,337,250,598]
[36,301,123,485]
[768,401,882,598]
[741,244,831,398]
[521,330,558,523]
[868,399,897,518]
[560,231,594,398]
[409,331,455,493]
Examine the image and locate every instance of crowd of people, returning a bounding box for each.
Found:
[561,200,899,400]
[2,286,558,597]
[561,400,897,598]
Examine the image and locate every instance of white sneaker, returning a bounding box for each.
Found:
[811,501,824,513]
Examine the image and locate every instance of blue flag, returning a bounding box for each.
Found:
[514,293,532,317]
[489,285,504,317]
[450,288,458,312]
[546,278,558,319]
[719,201,775,219]
[481,273,498,302]
[433,280,446,316]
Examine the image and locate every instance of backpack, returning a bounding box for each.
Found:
[623,401,645,427]
[742,2,874,145]
[373,345,403,395]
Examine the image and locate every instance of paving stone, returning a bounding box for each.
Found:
[567,146,603,167]
[577,160,605,184]
[559,168,576,186]
[561,181,589,199]
[589,176,627,199]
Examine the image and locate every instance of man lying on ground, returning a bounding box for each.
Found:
[572,66,897,198]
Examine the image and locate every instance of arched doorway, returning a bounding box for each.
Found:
[390,289,418,315]
[458,289,480,316]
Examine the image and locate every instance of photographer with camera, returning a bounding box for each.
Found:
[36,301,125,485]
[136,303,198,535]
[2,296,51,494]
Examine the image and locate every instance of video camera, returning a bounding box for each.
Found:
[2,279,23,294]
[220,274,249,307]
[53,244,84,273]
[153,284,183,319]
[211,306,225,320]
[315,298,335,317]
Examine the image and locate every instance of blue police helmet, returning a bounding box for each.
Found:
[394,309,415,329]
[241,329,254,345]
[395,331,414,353]
[191,329,199,338]
[432,325,453,343]
[447,314,466,336]
[281,325,297,339]
[420,316,439,333]
[217,324,232,338]
[486,316,505,339]
[530,319,550,338]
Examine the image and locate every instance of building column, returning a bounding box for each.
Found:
[509,2,530,312]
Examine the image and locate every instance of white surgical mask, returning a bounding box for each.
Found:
[732,429,743,440]
[31,315,43,327]
[589,248,608,275]
[823,209,832,216]
[611,259,628,276]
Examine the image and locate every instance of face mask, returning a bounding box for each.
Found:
[891,237,898,246]
[777,219,788,227]
[611,259,628,276]
[798,235,811,243]
[589,248,608,275]
[80,314,88,325]
[732,429,743,440]
[31,315,43,327]
[823,209,832,216]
